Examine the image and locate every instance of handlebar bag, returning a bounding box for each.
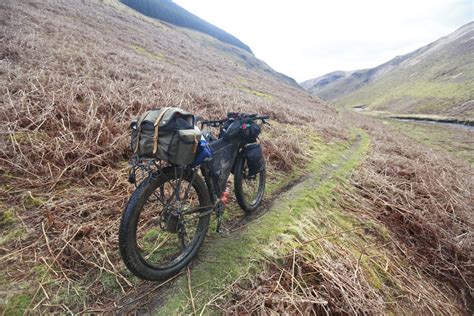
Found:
[221,119,242,140]
[130,107,201,166]
[245,143,265,177]
[242,122,261,143]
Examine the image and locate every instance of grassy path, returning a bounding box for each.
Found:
[130,129,370,315]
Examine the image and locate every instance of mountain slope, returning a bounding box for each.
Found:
[120,0,253,54]
[0,0,342,312]
[301,22,474,119]
[118,0,301,88]
[1,0,471,314]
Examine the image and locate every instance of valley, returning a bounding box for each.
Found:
[302,22,474,121]
[348,109,473,165]
[382,119,474,164]
[0,0,472,315]
[302,21,473,179]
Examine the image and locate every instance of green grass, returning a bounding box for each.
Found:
[0,227,27,246]
[238,86,273,100]
[384,119,474,164]
[333,45,474,119]
[131,44,166,61]
[0,264,38,316]
[0,205,27,246]
[338,79,474,118]
[99,271,122,296]
[0,249,86,314]
[23,191,44,209]
[1,293,32,316]
[357,110,474,125]
[155,129,370,314]
[0,208,15,226]
[282,202,398,292]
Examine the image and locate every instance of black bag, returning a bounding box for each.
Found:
[219,119,242,140]
[208,138,239,194]
[242,122,261,143]
[220,119,261,143]
[245,143,265,177]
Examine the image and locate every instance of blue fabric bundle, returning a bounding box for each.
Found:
[192,138,213,166]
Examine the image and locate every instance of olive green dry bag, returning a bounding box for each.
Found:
[130,107,201,166]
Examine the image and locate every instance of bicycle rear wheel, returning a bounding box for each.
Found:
[119,167,211,280]
[234,156,266,213]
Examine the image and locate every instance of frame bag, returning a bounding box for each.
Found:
[208,138,239,194]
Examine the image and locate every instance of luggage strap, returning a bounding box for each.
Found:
[152,107,171,154]
[134,110,150,153]
[192,134,198,153]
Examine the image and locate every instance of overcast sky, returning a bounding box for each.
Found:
[174,0,473,82]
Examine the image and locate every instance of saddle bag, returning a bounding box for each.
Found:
[130,107,201,166]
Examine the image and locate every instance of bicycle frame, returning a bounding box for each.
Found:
[129,113,267,231]
[120,112,269,280]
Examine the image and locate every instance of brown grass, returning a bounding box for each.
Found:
[0,0,345,313]
[1,0,471,314]
[221,242,461,315]
[220,113,473,314]
[340,113,473,310]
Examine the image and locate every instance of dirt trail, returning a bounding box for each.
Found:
[109,133,367,314]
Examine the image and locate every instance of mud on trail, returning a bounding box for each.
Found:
[109,131,368,314]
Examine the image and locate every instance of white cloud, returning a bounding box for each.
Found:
[174,0,473,81]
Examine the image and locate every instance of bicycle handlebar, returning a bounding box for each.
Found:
[200,118,227,127]
[201,113,269,127]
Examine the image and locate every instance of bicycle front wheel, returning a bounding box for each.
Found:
[119,167,211,280]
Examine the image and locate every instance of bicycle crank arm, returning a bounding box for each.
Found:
[181,199,222,216]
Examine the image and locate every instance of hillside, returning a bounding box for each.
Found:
[301,22,474,119]
[1,0,472,314]
[120,0,253,54]
[118,1,301,89]
[0,0,343,312]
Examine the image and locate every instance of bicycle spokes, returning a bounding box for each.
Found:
[135,175,202,268]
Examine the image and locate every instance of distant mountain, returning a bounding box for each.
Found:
[121,0,253,54]
[301,22,474,119]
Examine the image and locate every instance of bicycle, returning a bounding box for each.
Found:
[119,112,269,280]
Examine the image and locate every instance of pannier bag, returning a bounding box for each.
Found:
[130,107,201,166]
[245,143,265,177]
